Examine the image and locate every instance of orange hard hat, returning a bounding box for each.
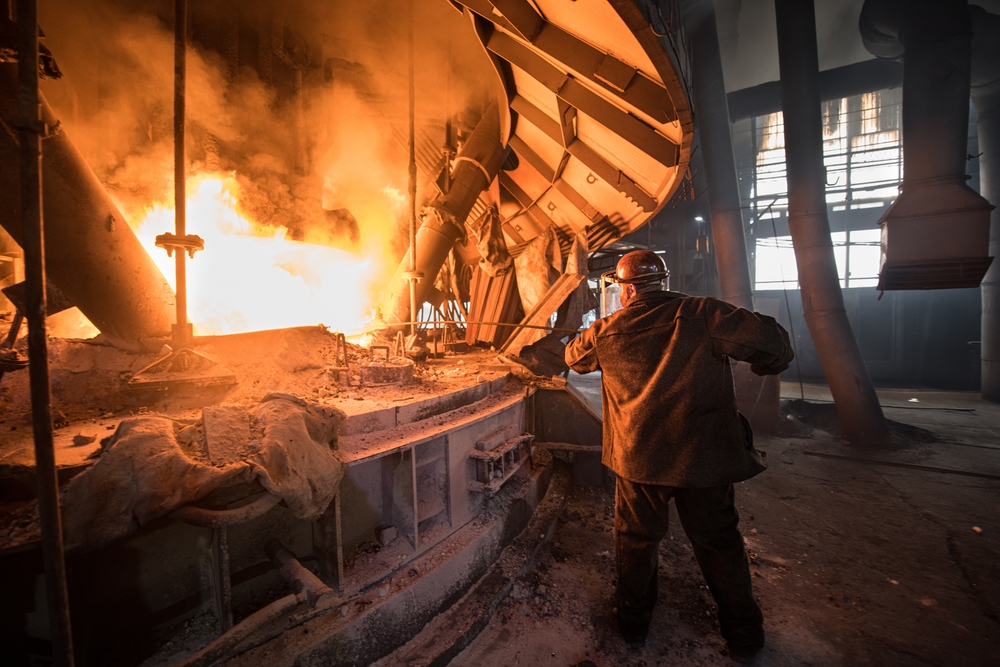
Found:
[614,250,669,284]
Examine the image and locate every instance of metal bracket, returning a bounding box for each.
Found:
[328,332,352,386]
[402,270,425,283]
[468,434,535,494]
[126,347,236,391]
[393,330,406,357]
[10,116,48,135]
[155,232,205,258]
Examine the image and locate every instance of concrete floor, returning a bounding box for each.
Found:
[448,375,1000,666]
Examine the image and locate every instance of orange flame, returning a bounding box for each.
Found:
[132,175,393,336]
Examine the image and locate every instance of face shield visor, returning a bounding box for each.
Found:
[598,269,670,316]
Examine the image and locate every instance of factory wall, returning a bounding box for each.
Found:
[761,287,982,391]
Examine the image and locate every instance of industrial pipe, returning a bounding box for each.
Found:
[860,0,994,291]
[971,6,1000,401]
[0,66,176,347]
[381,100,505,329]
[265,539,338,607]
[170,492,281,528]
[775,0,890,444]
[171,542,347,667]
[171,491,282,638]
[685,0,754,311]
[172,594,300,667]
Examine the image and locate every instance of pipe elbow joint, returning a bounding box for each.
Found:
[860,0,972,59]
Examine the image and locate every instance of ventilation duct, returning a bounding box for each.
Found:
[860,0,994,290]
[0,64,176,346]
[685,0,754,311]
[778,0,890,444]
[970,5,1000,400]
[381,101,506,329]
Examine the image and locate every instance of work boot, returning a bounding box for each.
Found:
[726,626,765,663]
[614,607,650,647]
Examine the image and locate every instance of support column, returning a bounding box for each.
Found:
[17,0,75,663]
[775,0,890,444]
[685,0,753,311]
[971,6,1000,401]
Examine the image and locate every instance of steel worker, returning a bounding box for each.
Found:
[565,250,793,660]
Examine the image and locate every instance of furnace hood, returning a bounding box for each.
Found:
[456,0,694,253]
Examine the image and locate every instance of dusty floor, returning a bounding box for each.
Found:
[450,378,1000,667]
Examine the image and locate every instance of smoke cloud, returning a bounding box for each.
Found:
[37,0,493,280]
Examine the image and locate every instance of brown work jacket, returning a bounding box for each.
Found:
[565,290,793,487]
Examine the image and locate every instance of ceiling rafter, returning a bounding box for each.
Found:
[487,31,680,166]
[458,0,676,123]
[510,95,656,211]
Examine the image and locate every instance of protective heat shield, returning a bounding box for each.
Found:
[861,0,995,290]
[0,64,175,345]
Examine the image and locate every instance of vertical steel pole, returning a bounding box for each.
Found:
[211,526,233,632]
[407,0,418,337]
[775,0,890,444]
[174,0,192,347]
[17,0,75,663]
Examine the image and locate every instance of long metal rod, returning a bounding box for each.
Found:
[803,451,1000,481]
[171,594,300,667]
[17,1,75,663]
[212,526,233,633]
[407,0,418,337]
[387,319,581,335]
[774,0,889,445]
[174,0,191,347]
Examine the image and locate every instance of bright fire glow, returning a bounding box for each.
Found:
[132,175,391,336]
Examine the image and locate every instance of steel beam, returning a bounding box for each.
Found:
[458,0,676,123]
[17,2,75,663]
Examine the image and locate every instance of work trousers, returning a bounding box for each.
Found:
[614,478,764,647]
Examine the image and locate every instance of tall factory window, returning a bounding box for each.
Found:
[739,89,902,291]
[754,228,881,290]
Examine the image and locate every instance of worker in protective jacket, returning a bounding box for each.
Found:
[565,250,793,659]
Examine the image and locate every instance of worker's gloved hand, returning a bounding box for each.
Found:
[750,320,794,375]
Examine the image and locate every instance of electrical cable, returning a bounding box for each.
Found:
[759,197,807,405]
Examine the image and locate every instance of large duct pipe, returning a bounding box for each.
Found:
[775,0,890,444]
[860,0,994,291]
[685,0,753,311]
[971,6,1000,401]
[382,100,505,329]
[0,65,176,347]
